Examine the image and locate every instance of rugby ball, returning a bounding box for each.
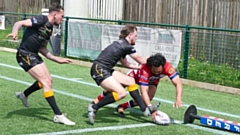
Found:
[154,110,170,125]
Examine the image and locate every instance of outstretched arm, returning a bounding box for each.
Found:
[129,53,146,64]
[120,57,141,69]
[140,85,151,106]
[39,42,72,64]
[6,19,32,40]
[171,75,183,108]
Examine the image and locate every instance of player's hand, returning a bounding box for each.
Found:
[6,33,18,40]
[58,58,72,64]
[137,65,142,69]
[173,99,183,108]
[151,111,158,122]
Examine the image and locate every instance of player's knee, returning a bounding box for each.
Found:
[41,78,52,88]
[118,90,127,99]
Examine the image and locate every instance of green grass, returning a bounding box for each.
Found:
[0,50,240,135]
[1,27,240,88]
[178,56,240,88]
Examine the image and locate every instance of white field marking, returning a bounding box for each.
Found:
[71,78,83,80]
[27,123,156,135]
[0,75,236,135]
[0,62,240,119]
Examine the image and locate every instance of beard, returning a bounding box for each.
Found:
[130,39,135,45]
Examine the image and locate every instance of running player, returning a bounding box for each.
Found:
[6,2,75,125]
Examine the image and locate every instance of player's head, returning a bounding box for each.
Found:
[119,25,137,45]
[49,2,64,25]
[147,53,166,76]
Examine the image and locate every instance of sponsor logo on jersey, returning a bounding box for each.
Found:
[131,48,136,53]
[168,67,175,74]
[33,18,37,23]
[140,75,147,81]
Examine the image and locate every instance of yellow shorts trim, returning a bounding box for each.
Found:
[127,84,138,92]
[44,90,54,98]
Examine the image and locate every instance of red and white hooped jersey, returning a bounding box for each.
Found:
[127,61,179,86]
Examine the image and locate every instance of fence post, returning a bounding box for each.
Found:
[182,25,190,79]
[118,20,122,25]
[64,17,69,57]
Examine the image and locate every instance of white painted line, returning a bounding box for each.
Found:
[0,63,240,119]
[0,75,236,135]
[27,123,156,135]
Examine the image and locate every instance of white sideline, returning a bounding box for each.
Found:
[0,75,236,135]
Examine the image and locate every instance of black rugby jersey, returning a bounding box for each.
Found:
[94,39,136,70]
[18,15,53,53]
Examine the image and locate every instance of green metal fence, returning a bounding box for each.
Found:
[1,12,240,88]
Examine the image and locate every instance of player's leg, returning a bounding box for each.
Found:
[15,81,42,107]
[88,63,128,124]
[88,75,127,124]
[113,71,148,112]
[15,51,43,107]
[28,63,75,125]
[91,89,109,104]
[116,100,136,117]
[116,85,157,117]
[92,75,127,110]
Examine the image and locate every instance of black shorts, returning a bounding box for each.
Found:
[16,49,43,72]
[90,62,114,85]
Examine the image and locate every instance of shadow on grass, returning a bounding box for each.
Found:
[83,106,150,125]
[4,107,52,122]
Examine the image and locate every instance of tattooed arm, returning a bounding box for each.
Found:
[6,19,32,40]
[39,41,72,64]
[39,41,59,63]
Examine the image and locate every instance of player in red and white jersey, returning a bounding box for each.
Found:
[91,53,183,119]
[116,53,183,117]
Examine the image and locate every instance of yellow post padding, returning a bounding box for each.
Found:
[112,92,119,101]
[44,90,54,98]
[38,82,43,88]
[127,84,138,92]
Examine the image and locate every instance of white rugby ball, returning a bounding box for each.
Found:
[154,110,170,125]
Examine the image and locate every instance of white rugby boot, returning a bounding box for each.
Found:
[53,114,75,125]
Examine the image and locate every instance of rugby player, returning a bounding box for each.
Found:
[88,25,158,125]
[92,53,183,121]
[6,2,75,125]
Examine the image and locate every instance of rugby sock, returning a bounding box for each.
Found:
[128,84,147,111]
[120,100,135,109]
[118,100,136,113]
[92,92,119,110]
[44,90,62,115]
[92,90,108,104]
[24,81,42,97]
[129,100,136,107]
[99,90,108,99]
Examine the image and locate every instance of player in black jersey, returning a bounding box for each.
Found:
[6,3,75,125]
[87,25,158,125]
